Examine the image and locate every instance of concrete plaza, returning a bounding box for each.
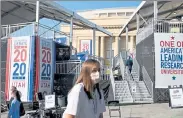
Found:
[1,103,183,118]
[103,103,183,118]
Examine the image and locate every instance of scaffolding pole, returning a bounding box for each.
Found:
[92,28,96,55]
[110,36,113,66]
[118,36,121,54]
[136,13,140,33]
[35,1,40,36]
[126,26,129,52]
[69,17,73,55]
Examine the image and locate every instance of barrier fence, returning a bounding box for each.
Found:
[137,19,183,45]
[55,60,82,74]
[1,22,69,39]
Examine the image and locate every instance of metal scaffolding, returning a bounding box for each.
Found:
[118,1,183,103]
[1,1,113,104]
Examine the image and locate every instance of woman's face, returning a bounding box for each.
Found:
[11,86,16,92]
[90,66,101,84]
[11,91,16,98]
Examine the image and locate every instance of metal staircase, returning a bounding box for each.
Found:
[109,53,133,103]
[131,69,140,81]
[111,51,153,104]
[129,81,153,103]
[114,81,133,103]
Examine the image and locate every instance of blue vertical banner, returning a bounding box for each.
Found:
[36,37,54,96]
[5,36,35,102]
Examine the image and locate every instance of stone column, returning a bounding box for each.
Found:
[114,36,119,56]
[77,37,80,52]
[129,36,134,52]
[126,27,128,51]
[100,36,105,58]
[95,36,99,56]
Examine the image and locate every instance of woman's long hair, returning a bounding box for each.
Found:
[74,59,102,99]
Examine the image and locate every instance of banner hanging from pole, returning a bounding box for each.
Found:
[154,33,183,88]
[36,37,55,96]
[80,40,92,54]
[5,36,35,102]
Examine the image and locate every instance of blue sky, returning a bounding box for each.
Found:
[13,1,141,37]
[58,1,141,11]
[40,1,141,29]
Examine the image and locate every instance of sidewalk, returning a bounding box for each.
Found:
[103,103,183,118]
[1,103,183,118]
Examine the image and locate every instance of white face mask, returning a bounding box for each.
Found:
[90,71,100,84]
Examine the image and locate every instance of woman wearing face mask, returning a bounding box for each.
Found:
[62,59,106,118]
[8,90,21,118]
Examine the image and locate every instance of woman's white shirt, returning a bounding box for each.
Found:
[62,83,106,118]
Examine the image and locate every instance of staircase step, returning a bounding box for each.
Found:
[132,94,152,98]
[116,97,133,101]
[134,98,153,102]
[115,93,132,96]
[114,80,132,103]
[115,96,132,99]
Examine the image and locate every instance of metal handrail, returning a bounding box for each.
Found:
[119,53,125,79]
[137,19,183,45]
[109,68,115,100]
[136,19,154,45]
[142,66,153,99]
[125,66,134,102]
[155,19,183,33]
[133,58,140,80]
[112,54,119,68]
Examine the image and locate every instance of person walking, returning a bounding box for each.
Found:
[8,90,21,118]
[7,86,17,109]
[62,59,106,118]
[126,56,133,78]
[7,86,25,117]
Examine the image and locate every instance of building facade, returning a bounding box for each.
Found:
[61,7,137,59]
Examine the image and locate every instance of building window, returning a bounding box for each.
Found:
[126,12,133,16]
[108,13,116,17]
[117,12,125,16]
[99,13,107,17]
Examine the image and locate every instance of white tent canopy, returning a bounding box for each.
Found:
[1,1,112,36]
[118,1,183,35]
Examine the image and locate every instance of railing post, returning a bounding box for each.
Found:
[119,53,125,80]
[35,1,40,36]
[8,25,11,38]
[92,28,96,55]
[6,25,8,37]
[110,36,113,67]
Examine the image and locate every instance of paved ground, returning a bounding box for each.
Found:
[1,103,183,118]
[103,103,183,118]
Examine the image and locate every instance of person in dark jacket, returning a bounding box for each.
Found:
[7,86,17,109]
[7,86,25,117]
[8,90,21,118]
[126,56,133,74]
